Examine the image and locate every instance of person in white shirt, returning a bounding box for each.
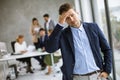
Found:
[14,35,33,73]
[30,18,47,70]
[15,41,27,54]
[30,18,41,49]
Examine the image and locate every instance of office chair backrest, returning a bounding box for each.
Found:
[0,42,7,56]
[0,42,7,51]
[11,41,16,53]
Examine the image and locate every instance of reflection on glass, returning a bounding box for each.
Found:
[108,0,120,79]
[96,0,108,40]
[97,0,120,79]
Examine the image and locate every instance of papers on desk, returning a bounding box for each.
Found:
[27,45,35,52]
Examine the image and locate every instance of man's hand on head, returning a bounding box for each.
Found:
[59,12,70,24]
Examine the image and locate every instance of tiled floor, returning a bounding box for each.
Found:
[14,58,63,80]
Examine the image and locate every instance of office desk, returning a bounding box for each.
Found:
[0,51,49,61]
[0,51,54,80]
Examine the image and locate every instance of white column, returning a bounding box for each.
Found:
[92,0,104,31]
[81,0,93,22]
[74,0,82,20]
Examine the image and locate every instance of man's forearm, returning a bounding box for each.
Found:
[45,24,63,53]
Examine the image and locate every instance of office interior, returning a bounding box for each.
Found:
[0,0,120,80]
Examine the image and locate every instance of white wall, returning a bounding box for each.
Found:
[0,0,74,52]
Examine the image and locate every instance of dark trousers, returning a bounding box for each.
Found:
[34,42,39,50]
[17,58,31,67]
[33,42,46,67]
[34,56,46,67]
[17,57,32,72]
[24,58,32,67]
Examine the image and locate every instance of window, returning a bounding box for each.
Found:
[108,0,120,79]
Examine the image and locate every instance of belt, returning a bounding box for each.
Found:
[73,70,101,76]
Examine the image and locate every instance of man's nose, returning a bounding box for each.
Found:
[69,16,74,21]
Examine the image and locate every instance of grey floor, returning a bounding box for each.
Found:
[0,58,63,80]
[1,49,120,80]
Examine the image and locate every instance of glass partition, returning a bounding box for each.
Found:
[108,0,120,79]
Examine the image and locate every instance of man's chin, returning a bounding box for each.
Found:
[70,24,77,27]
[70,26,77,28]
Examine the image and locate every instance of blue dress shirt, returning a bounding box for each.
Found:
[71,24,100,75]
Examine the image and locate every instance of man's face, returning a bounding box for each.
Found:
[39,30,45,37]
[65,9,80,28]
[44,17,49,22]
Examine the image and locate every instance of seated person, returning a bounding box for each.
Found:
[37,28,52,75]
[30,28,46,70]
[33,54,46,70]
[14,35,33,73]
[38,28,61,75]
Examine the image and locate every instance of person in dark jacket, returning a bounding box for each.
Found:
[45,3,112,80]
[37,28,52,75]
[43,13,56,34]
[34,28,48,70]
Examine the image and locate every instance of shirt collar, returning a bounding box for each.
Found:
[79,24,84,31]
[47,18,51,23]
[70,24,83,32]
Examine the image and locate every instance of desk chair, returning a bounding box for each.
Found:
[11,41,16,55]
[11,41,38,72]
[0,42,17,79]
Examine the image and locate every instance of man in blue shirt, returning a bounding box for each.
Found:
[45,3,112,80]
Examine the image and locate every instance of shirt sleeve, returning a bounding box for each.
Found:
[23,41,27,50]
[14,43,21,54]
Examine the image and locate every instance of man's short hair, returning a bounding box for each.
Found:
[43,14,49,17]
[39,28,45,32]
[59,3,73,15]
